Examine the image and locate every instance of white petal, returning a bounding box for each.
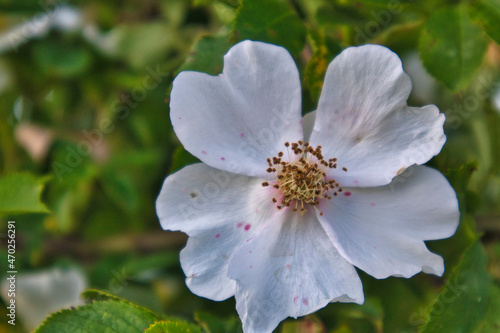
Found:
[317,166,459,279]
[310,44,445,187]
[170,40,303,178]
[227,210,364,333]
[156,163,276,300]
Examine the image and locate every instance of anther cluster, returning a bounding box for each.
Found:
[262,141,348,215]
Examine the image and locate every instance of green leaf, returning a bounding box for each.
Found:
[303,31,338,102]
[419,4,489,91]
[193,0,239,8]
[194,312,241,333]
[0,172,49,214]
[232,0,306,56]
[315,2,369,26]
[145,321,202,333]
[34,300,161,333]
[169,146,200,173]
[475,285,500,333]
[178,35,232,75]
[100,168,140,213]
[469,0,500,44]
[446,161,480,215]
[421,242,495,332]
[355,0,413,5]
[81,289,126,303]
[372,20,424,51]
[33,40,93,78]
[372,278,427,332]
[115,22,175,69]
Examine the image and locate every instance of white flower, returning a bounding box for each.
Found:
[156,40,459,333]
[1,267,87,331]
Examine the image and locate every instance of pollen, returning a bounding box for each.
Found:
[261,141,348,215]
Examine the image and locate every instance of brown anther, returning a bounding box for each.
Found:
[266,141,344,215]
[342,167,348,172]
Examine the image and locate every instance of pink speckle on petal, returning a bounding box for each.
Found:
[354,180,359,185]
[178,117,182,120]
[293,296,299,304]
[286,264,291,269]
[249,250,252,253]
[370,202,377,206]
[201,150,207,155]
[244,224,251,231]
[237,222,244,228]
[344,191,352,197]
[221,157,225,161]
[302,298,309,306]
[249,265,253,269]
[240,132,245,137]
[215,233,221,239]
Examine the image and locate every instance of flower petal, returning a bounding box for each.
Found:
[170,40,303,178]
[156,163,276,300]
[310,44,445,187]
[227,209,363,333]
[317,166,460,279]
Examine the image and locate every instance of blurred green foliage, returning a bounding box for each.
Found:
[0,0,499,332]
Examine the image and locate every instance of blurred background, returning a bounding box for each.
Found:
[0,0,499,332]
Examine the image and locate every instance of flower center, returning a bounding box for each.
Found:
[261,141,347,215]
